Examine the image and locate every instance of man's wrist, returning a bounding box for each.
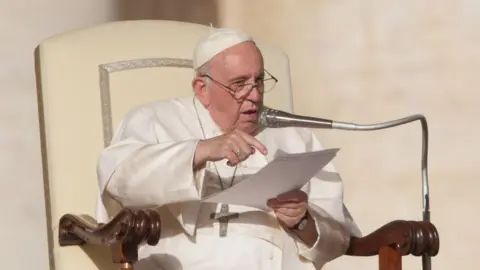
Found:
[193,140,209,170]
[289,211,318,247]
[291,211,309,231]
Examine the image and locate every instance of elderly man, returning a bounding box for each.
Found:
[96,28,361,270]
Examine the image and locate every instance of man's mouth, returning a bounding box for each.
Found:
[240,108,259,120]
[241,108,258,115]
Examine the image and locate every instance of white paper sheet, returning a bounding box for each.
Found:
[203,148,339,211]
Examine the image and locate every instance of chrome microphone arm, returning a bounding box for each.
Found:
[259,107,431,270]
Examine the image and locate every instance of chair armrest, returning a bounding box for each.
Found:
[58,209,161,267]
[58,213,439,270]
[346,220,439,257]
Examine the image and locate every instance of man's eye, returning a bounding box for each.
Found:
[234,84,246,90]
[232,82,245,88]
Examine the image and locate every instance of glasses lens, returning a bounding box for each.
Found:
[234,86,253,100]
[233,79,277,99]
[263,79,276,93]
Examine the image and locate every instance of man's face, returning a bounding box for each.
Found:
[197,41,265,134]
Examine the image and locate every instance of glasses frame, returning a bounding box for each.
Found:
[200,69,278,99]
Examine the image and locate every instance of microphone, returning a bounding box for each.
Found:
[259,106,431,270]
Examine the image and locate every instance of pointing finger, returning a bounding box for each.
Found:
[238,131,268,155]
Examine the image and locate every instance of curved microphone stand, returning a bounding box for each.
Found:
[259,107,431,270]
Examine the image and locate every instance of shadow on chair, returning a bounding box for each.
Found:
[82,245,118,270]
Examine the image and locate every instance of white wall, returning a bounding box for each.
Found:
[0,0,117,269]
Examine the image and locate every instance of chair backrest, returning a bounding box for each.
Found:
[36,20,294,270]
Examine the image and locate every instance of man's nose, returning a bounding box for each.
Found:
[246,85,263,101]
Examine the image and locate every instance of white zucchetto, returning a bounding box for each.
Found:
[193,27,253,70]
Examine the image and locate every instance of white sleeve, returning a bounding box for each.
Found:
[96,106,207,235]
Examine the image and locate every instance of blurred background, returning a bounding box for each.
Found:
[0,0,477,269]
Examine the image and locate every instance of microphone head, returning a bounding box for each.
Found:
[258,106,272,127]
[259,106,333,129]
[258,106,287,128]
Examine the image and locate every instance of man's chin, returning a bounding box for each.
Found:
[238,122,260,135]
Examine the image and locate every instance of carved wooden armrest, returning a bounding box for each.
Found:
[58,209,161,270]
[346,220,440,270]
[59,212,439,270]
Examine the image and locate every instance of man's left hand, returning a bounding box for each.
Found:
[267,190,308,228]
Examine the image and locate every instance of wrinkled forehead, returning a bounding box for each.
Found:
[211,42,264,77]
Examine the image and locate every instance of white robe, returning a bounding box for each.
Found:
[96,95,362,270]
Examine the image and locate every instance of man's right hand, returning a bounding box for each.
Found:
[194,129,268,169]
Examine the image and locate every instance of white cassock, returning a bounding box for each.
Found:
[96,95,362,270]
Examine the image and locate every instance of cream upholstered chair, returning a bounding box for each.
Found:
[36,20,294,270]
[35,20,439,270]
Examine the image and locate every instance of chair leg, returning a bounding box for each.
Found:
[111,241,137,270]
[379,246,402,270]
[120,262,134,270]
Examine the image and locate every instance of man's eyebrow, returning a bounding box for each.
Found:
[228,72,265,83]
[228,75,249,83]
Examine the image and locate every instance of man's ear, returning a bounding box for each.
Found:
[192,76,210,106]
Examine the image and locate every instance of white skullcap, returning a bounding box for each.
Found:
[193,27,254,70]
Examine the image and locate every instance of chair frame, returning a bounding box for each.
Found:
[58,208,439,270]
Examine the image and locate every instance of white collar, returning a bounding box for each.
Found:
[192,96,223,139]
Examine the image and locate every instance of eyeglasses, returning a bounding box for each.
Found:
[201,69,278,100]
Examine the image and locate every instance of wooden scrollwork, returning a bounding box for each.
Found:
[58,210,438,270]
[346,220,439,257]
[58,208,161,267]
